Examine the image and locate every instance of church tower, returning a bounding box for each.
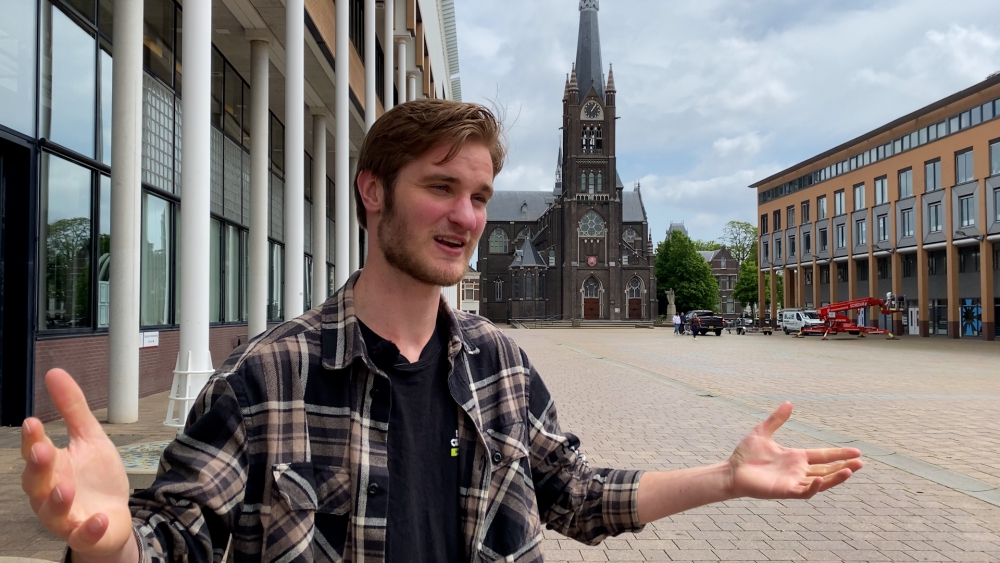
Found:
[561,0,622,320]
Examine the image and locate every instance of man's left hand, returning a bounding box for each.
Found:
[727,402,863,500]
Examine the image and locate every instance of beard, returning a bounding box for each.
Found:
[377,203,473,287]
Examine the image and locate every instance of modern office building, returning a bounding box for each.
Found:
[478,0,656,323]
[751,75,1000,340]
[0,0,459,424]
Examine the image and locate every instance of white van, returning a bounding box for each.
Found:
[780,309,824,334]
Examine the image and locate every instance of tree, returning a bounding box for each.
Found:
[733,258,760,317]
[721,220,757,264]
[655,231,719,314]
[691,239,722,251]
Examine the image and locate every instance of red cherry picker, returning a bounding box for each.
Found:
[797,293,907,340]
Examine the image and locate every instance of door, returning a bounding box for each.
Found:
[908,307,919,335]
[628,298,641,319]
[583,298,600,319]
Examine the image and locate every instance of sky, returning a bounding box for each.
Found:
[453,0,1000,245]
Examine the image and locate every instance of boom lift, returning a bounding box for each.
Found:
[797,293,906,340]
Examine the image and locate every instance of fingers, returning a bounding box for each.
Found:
[816,468,854,493]
[22,439,58,503]
[756,402,793,438]
[46,369,103,441]
[66,513,110,553]
[806,458,864,477]
[35,481,75,530]
[21,417,55,463]
[805,447,862,464]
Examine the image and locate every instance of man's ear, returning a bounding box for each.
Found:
[356,169,383,218]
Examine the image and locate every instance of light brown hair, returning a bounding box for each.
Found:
[353,99,506,228]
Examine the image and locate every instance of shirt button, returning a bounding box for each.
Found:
[492,451,503,464]
[367,483,380,495]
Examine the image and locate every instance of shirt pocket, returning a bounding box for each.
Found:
[267,462,353,562]
[479,423,540,561]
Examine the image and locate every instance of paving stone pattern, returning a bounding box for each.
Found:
[1,330,998,561]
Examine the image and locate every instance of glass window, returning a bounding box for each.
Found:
[98,0,113,37]
[99,48,113,165]
[270,113,284,175]
[588,172,595,194]
[303,255,313,311]
[801,201,810,223]
[925,160,941,192]
[773,210,781,231]
[991,141,1000,176]
[899,169,912,199]
[775,238,782,259]
[853,184,865,211]
[0,0,37,135]
[584,277,600,298]
[40,153,92,329]
[762,241,769,260]
[579,210,606,237]
[804,232,811,254]
[97,175,111,328]
[902,135,910,151]
[140,192,172,326]
[64,0,96,22]
[760,214,768,234]
[142,73,176,192]
[938,121,947,138]
[956,149,974,184]
[960,111,970,129]
[143,0,175,86]
[224,62,242,140]
[836,224,846,248]
[857,260,868,282]
[877,214,888,242]
[894,139,902,154]
[819,228,827,251]
[949,116,960,134]
[985,101,995,121]
[268,242,284,321]
[40,3,97,158]
[834,191,844,215]
[960,195,975,228]
[489,228,508,253]
[928,203,943,233]
[788,235,796,257]
[210,219,222,322]
[874,177,887,205]
[972,106,982,126]
[596,172,603,193]
[787,206,795,228]
[817,196,827,220]
[996,188,1000,221]
[902,209,914,237]
[855,219,866,246]
[173,5,182,92]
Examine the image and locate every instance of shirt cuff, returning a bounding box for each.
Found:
[601,469,645,536]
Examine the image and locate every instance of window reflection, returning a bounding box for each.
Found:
[143,0,175,86]
[40,153,92,329]
[100,48,113,165]
[141,192,172,325]
[225,224,241,321]
[0,0,37,136]
[40,2,97,158]
[269,242,284,321]
[98,175,111,327]
[210,218,221,322]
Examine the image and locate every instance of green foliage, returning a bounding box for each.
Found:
[691,238,722,251]
[655,231,719,314]
[733,257,784,318]
[721,220,757,264]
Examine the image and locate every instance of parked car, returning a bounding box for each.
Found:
[685,310,725,336]
[780,309,824,334]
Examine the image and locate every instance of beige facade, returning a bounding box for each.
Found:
[751,77,1000,340]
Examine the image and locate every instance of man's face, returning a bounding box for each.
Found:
[376,141,494,287]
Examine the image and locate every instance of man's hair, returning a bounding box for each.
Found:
[353,99,506,228]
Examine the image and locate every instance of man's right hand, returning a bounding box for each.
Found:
[21,369,138,563]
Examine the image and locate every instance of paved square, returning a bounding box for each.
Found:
[1,329,998,561]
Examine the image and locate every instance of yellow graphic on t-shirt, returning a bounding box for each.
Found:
[451,431,459,457]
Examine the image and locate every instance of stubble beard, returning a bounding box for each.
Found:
[378,204,472,287]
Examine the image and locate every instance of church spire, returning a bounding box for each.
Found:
[575,0,605,101]
[607,64,616,92]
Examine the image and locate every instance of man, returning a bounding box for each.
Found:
[672,313,681,335]
[22,100,862,563]
[690,314,701,340]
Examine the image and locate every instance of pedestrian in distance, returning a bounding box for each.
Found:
[672,313,681,335]
[690,314,701,339]
[21,99,863,563]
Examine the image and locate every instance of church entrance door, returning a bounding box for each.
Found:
[583,298,600,319]
[628,298,642,319]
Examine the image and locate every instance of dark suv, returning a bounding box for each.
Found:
[685,310,725,336]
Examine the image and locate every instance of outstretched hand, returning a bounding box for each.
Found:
[21,369,135,562]
[727,402,863,499]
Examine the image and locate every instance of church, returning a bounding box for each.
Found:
[477,0,657,323]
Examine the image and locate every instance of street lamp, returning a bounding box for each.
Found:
[955,230,984,242]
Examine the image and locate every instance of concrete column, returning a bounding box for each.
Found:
[349,156,360,272]
[783,269,793,309]
[248,39,270,338]
[170,0,214,426]
[365,0,377,129]
[107,0,143,424]
[311,111,328,307]
[891,250,904,336]
[284,0,305,319]
[982,240,996,340]
[917,249,929,336]
[383,0,395,111]
[946,240,959,338]
[769,268,777,324]
[829,261,838,306]
[395,38,407,107]
[334,0,351,289]
[757,269,766,327]
[407,71,418,102]
[811,261,820,308]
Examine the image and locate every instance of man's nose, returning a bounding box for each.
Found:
[449,195,478,232]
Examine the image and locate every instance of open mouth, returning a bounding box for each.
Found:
[434,236,466,250]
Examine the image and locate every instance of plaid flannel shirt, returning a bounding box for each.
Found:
[129,271,643,563]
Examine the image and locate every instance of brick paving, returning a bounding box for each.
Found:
[1,329,999,561]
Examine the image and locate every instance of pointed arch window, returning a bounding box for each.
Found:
[580,171,586,193]
[494,279,503,301]
[578,210,606,237]
[584,277,600,298]
[516,227,530,241]
[588,172,595,194]
[627,277,643,299]
[489,228,509,253]
[623,227,638,243]
[596,172,603,193]
[525,271,534,299]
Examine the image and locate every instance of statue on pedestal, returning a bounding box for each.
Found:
[665,288,676,319]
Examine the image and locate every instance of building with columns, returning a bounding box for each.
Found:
[0,0,459,425]
[751,76,1000,341]
[478,0,656,324]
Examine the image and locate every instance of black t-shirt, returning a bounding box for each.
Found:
[357,316,461,563]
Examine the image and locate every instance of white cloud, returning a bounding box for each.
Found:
[713,132,768,158]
